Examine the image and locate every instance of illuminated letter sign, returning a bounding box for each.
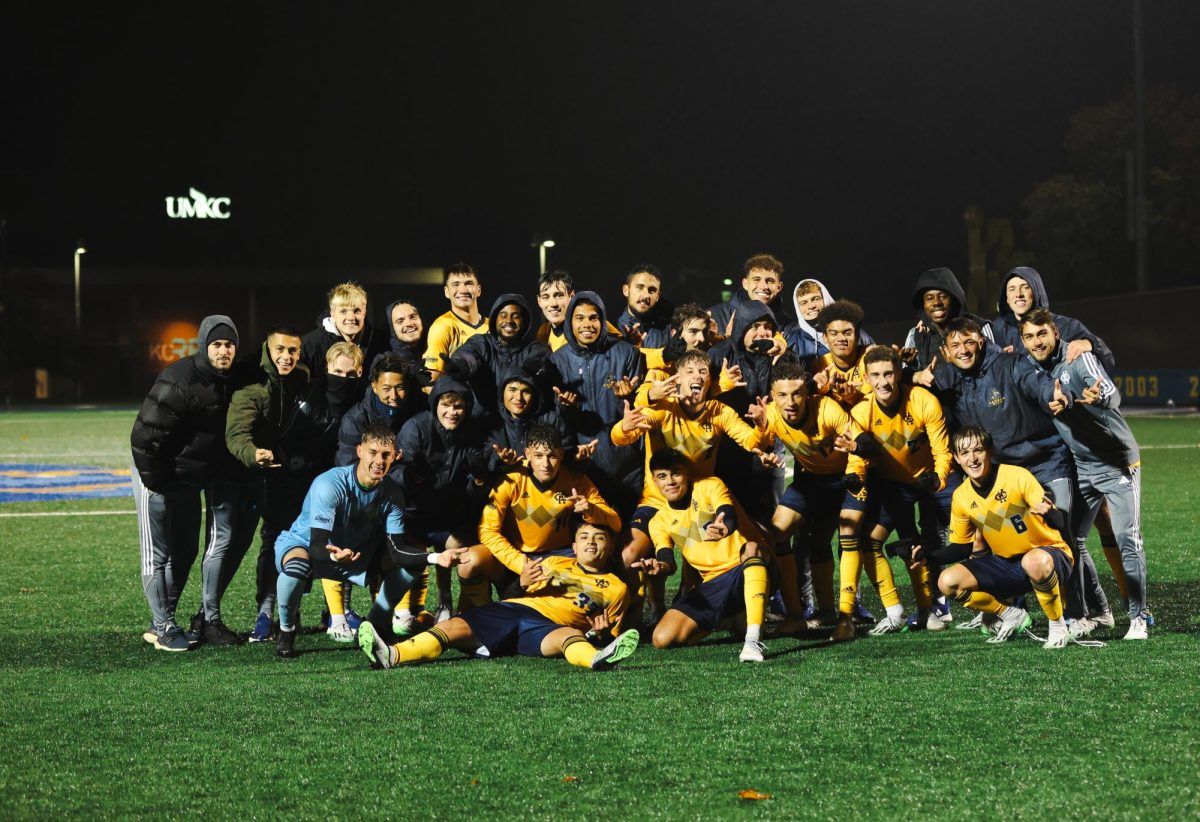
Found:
[166,187,231,219]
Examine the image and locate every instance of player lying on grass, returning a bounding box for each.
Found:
[359,519,640,671]
[635,448,772,663]
[916,426,1075,649]
[457,423,621,610]
[271,423,468,659]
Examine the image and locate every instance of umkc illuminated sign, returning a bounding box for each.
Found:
[166,187,231,219]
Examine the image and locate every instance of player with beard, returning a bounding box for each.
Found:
[617,264,673,350]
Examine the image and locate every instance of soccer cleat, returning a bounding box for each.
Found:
[392,612,417,637]
[248,612,274,643]
[435,605,453,624]
[186,611,205,646]
[344,609,365,631]
[925,611,947,632]
[1092,610,1116,629]
[275,628,298,659]
[868,614,905,635]
[203,618,242,647]
[325,622,356,643]
[1124,616,1149,640]
[957,612,985,631]
[831,613,857,643]
[932,598,953,623]
[852,601,876,625]
[154,625,191,653]
[986,607,1032,643]
[358,622,395,668]
[591,629,640,670]
[1044,620,1070,649]
[1068,618,1097,639]
[739,640,766,663]
[319,609,331,630]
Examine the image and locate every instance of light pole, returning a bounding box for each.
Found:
[532,234,556,275]
[73,242,87,335]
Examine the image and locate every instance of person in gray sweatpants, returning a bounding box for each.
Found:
[131,315,262,651]
[1020,309,1150,639]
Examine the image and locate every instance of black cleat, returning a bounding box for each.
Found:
[203,618,243,647]
[186,611,205,646]
[275,628,298,659]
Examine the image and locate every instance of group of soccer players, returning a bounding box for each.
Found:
[131,254,1151,671]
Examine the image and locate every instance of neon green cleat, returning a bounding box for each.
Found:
[591,629,640,670]
[358,622,394,669]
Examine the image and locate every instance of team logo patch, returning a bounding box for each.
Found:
[994,489,1008,503]
[988,389,1005,407]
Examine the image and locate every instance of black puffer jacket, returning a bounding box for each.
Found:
[446,293,551,416]
[131,315,249,492]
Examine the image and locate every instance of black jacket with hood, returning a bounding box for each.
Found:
[301,310,389,379]
[707,287,798,342]
[904,267,995,371]
[486,368,575,461]
[988,266,1115,371]
[131,315,251,492]
[396,377,490,520]
[446,293,551,416]
[383,299,429,382]
[546,291,645,512]
[708,301,795,415]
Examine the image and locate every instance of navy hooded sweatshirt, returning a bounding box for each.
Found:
[446,293,551,416]
[707,287,798,343]
[903,267,995,370]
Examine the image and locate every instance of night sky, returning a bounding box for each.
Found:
[4,1,1199,319]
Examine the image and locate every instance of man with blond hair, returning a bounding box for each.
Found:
[301,281,388,378]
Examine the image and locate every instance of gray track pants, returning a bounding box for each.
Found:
[1073,464,1148,619]
[134,470,263,632]
[1044,476,1108,620]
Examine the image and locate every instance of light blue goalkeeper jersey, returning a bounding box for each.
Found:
[276,465,406,559]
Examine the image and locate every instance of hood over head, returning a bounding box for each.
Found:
[199,314,239,350]
[427,376,475,416]
[911,267,969,322]
[792,279,835,342]
[488,293,537,347]
[730,300,778,352]
[563,291,612,351]
[997,266,1049,316]
[497,366,543,417]
[383,299,422,353]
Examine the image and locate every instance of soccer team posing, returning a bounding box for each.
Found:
[130,255,1151,671]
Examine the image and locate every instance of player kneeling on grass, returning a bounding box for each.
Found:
[272,423,468,659]
[359,519,639,671]
[636,449,772,663]
[921,426,1074,649]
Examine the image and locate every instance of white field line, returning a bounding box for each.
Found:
[0,452,130,459]
[0,510,136,518]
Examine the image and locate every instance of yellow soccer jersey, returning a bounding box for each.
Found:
[508,556,633,633]
[648,477,754,581]
[949,464,1069,559]
[764,395,856,476]
[612,397,767,507]
[479,466,621,573]
[423,310,488,371]
[812,350,872,408]
[848,385,951,487]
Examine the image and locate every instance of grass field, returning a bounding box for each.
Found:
[1,409,1198,819]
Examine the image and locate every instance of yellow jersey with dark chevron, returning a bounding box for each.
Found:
[507,556,633,633]
[648,477,751,581]
[848,385,952,487]
[764,395,857,476]
[423,310,489,371]
[948,464,1069,558]
[812,349,873,409]
[612,396,768,508]
[479,466,622,573]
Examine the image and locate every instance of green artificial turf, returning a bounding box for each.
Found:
[1,410,1198,819]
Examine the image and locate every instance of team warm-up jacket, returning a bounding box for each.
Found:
[485,368,575,462]
[616,297,674,350]
[446,293,551,417]
[903,267,995,371]
[989,266,1115,371]
[131,314,251,492]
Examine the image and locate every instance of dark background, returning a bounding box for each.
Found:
[2,2,1198,399]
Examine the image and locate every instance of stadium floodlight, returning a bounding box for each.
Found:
[532,234,556,275]
[74,242,87,335]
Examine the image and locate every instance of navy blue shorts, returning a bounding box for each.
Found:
[673,564,747,632]
[779,472,845,517]
[872,478,946,537]
[460,601,564,658]
[962,547,1074,600]
[629,504,660,536]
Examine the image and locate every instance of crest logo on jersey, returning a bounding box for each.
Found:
[988,389,1005,407]
[994,489,1008,502]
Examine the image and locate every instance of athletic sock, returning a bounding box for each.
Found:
[276,555,311,632]
[1031,569,1065,622]
[321,579,346,618]
[774,544,806,616]
[743,558,769,633]
[398,568,428,615]
[864,538,900,609]
[393,626,450,665]
[908,563,933,611]
[811,558,835,612]
[837,536,862,615]
[458,576,491,610]
[562,635,596,669]
[952,589,1006,615]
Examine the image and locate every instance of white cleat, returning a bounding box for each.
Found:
[326,622,356,643]
[868,615,905,635]
[392,613,417,637]
[925,612,947,632]
[435,606,453,624]
[986,607,1032,643]
[1044,619,1069,649]
[1092,610,1116,629]
[1124,616,1149,640]
[957,612,985,631]
[739,640,766,663]
[1068,618,1097,639]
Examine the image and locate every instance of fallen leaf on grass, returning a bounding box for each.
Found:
[739,789,772,801]
[562,776,579,783]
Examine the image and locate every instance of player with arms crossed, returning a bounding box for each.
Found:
[926,427,1075,649]
[271,423,468,658]
[637,449,772,663]
[360,519,639,671]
